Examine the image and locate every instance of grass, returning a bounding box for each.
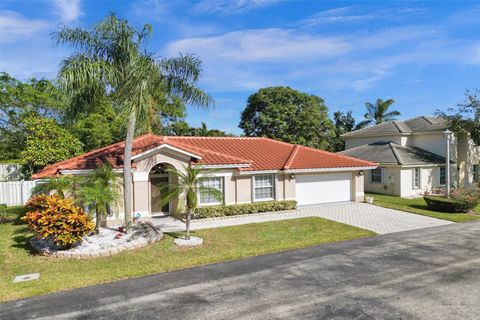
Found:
[0,206,375,302]
[366,193,480,223]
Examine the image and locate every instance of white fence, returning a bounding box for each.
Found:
[0,180,38,206]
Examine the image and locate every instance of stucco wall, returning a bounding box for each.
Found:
[364,167,402,196]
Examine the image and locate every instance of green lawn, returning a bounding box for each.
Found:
[366,193,480,223]
[0,206,375,302]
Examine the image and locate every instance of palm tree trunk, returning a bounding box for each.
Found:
[123,109,137,227]
[185,208,191,240]
[95,204,100,234]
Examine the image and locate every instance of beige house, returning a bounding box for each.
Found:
[340,116,480,197]
[34,134,376,218]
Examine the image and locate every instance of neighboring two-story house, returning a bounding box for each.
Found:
[340,116,480,197]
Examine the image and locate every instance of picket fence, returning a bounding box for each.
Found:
[0,180,38,206]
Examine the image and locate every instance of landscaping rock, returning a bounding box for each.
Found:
[174,236,203,247]
[29,222,163,259]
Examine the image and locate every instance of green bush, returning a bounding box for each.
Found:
[195,200,297,219]
[423,195,478,213]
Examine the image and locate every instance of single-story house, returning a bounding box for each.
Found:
[340,116,480,197]
[33,134,376,221]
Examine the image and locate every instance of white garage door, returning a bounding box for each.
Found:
[295,173,352,205]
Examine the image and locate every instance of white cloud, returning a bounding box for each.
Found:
[52,0,82,23]
[299,6,375,27]
[0,10,50,43]
[194,0,279,15]
[166,28,351,62]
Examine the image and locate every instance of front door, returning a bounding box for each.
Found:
[150,176,169,214]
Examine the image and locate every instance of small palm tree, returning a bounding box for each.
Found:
[357,98,400,128]
[159,165,223,240]
[77,164,121,233]
[32,175,79,198]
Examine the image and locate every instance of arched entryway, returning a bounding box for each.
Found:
[149,163,175,215]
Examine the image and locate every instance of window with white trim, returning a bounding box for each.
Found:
[198,177,223,205]
[254,175,275,201]
[474,164,480,182]
[371,168,383,183]
[439,167,446,185]
[413,168,421,189]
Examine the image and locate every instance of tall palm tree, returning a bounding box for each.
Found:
[356,98,400,129]
[159,165,223,240]
[32,175,79,198]
[54,14,213,225]
[77,163,121,233]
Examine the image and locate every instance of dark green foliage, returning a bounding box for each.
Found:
[437,89,480,145]
[0,72,66,161]
[194,200,297,219]
[331,110,357,152]
[423,196,478,213]
[239,86,334,150]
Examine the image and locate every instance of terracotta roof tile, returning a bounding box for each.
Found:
[33,134,376,179]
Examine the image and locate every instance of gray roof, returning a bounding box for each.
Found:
[342,116,449,138]
[339,141,451,165]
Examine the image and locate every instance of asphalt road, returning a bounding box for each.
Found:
[2,221,480,320]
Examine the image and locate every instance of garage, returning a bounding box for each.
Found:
[295,173,352,205]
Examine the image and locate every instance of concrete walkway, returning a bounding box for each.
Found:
[143,202,452,234]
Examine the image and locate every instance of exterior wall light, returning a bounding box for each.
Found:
[289,173,296,179]
[359,170,364,176]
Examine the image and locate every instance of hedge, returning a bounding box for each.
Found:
[423,195,478,213]
[194,200,297,219]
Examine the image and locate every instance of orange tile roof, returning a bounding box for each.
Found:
[33,134,377,179]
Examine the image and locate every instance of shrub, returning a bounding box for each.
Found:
[424,195,478,213]
[22,195,94,248]
[194,200,297,219]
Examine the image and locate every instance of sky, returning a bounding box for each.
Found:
[0,0,479,134]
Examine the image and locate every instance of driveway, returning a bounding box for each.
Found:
[2,221,480,320]
[145,202,451,234]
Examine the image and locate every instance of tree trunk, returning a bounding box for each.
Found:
[123,109,137,227]
[185,208,191,240]
[95,204,100,235]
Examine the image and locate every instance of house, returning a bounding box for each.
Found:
[33,134,376,221]
[340,116,480,197]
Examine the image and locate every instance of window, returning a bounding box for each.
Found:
[198,177,223,205]
[439,167,446,185]
[474,164,480,182]
[413,168,421,189]
[371,168,383,183]
[254,175,275,201]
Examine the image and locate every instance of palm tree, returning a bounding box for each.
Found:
[54,14,213,225]
[159,165,223,240]
[356,98,400,128]
[77,163,121,233]
[32,175,79,198]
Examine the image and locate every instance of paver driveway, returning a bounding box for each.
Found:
[145,202,452,234]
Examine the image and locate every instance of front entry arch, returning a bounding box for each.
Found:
[149,163,174,215]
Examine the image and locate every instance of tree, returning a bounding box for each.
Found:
[159,165,223,240]
[54,14,213,225]
[20,116,83,175]
[437,89,480,145]
[31,175,80,198]
[357,98,400,128]
[77,163,121,233]
[0,73,66,161]
[331,111,357,152]
[239,86,334,150]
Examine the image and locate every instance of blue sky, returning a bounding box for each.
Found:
[1,1,479,134]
